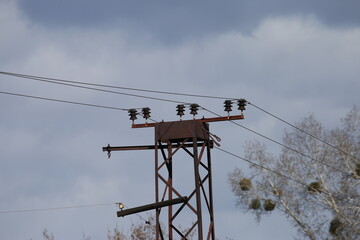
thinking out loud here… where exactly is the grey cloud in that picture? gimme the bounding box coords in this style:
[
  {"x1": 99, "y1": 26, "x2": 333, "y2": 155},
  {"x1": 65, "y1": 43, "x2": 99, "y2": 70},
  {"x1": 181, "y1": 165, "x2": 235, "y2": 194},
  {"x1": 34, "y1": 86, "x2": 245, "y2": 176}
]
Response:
[
  {"x1": 17, "y1": 0, "x2": 360, "y2": 44},
  {"x1": 1, "y1": 1, "x2": 360, "y2": 239}
]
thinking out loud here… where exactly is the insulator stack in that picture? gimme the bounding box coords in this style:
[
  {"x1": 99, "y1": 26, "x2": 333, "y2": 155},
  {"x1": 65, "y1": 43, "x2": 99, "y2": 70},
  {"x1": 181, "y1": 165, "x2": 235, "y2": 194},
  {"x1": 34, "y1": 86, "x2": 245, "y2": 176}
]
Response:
[
  {"x1": 176, "y1": 104, "x2": 185, "y2": 119},
  {"x1": 142, "y1": 107, "x2": 151, "y2": 120},
  {"x1": 189, "y1": 104, "x2": 199, "y2": 117},
  {"x1": 128, "y1": 109, "x2": 138, "y2": 123},
  {"x1": 237, "y1": 99, "x2": 247, "y2": 113},
  {"x1": 224, "y1": 100, "x2": 233, "y2": 114}
]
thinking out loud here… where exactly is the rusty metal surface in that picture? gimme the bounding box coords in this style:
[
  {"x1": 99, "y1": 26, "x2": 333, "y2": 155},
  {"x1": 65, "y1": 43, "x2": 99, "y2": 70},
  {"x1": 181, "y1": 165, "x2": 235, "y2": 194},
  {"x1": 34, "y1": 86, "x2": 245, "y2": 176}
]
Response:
[
  {"x1": 102, "y1": 142, "x2": 214, "y2": 152},
  {"x1": 155, "y1": 120, "x2": 209, "y2": 142},
  {"x1": 155, "y1": 139, "x2": 215, "y2": 240},
  {"x1": 105, "y1": 114, "x2": 233, "y2": 239},
  {"x1": 132, "y1": 114, "x2": 244, "y2": 129},
  {"x1": 117, "y1": 197, "x2": 188, "y2": 217}
]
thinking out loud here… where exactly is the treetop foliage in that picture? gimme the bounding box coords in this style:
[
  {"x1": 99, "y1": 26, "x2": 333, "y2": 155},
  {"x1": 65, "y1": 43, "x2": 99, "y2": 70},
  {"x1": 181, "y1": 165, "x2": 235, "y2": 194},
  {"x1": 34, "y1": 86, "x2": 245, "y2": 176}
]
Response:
[{"x1": 229, "y1": 106, "x2": 360, "y2": 240}]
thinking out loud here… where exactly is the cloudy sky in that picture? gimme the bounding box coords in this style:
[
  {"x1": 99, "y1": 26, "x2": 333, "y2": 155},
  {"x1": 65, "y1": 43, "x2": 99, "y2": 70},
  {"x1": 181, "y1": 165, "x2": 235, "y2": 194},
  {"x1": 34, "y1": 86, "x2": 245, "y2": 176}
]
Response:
[{"x1": 1, "y1": 0, "x2": 360, "y2": 239}]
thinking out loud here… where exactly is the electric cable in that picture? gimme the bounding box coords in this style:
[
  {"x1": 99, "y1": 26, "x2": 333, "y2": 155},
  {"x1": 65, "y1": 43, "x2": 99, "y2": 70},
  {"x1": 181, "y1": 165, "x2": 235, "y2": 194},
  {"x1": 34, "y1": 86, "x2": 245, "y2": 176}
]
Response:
[
  {"x1": 248, "y1": 101, "x2": 360, "y2": 164},
  {"x1": 0, "y1": 71, "x2": 190, "y2": 105},
  {"x1": 0, "y1": 202, "x2": 116, "y2": 214},
  {"x1": 0, "y1": 91, "x2": 158, "y2": 124},
  {"x1": 215, "y1": 146, "x2": 360, "y2": 208},
  {"x1": 201, "y1": 107, "x2": 353, "y2": 177},
  {"x1": 0, "y1": 91, "x2": 131, "y2": 111},
  {"x1": 1, "y1": 87, "x2": 351, "y2": 177},
  {"x1": 122, "y1": 203, "x2": 151, "y2": 225},
  {"x1": 0, "y1": 71, "x2": 232, "y2": 100},
  {"x1": 2, "y1": 71, "x2": 356, "y2": 155},
  {"x1": 1, "y1": 70, "x2": 358, "y2": 165},
  {"x1": 0, "y1": 202, "x2": 154, "y2": 225},
  {"x1": 215, "y1": 147, "x2": 306, "y2": 186}
]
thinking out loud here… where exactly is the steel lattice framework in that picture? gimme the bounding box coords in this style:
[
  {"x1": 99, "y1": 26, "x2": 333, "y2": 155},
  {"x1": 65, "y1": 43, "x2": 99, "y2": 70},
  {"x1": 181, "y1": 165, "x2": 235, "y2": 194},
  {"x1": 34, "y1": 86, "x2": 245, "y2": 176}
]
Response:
[
  {"x1": 103, "y1": 110, "x2": 245, "y2": 240},
  {"x1": 154, "y1": 120, "x2": 215, "y2": 239}
]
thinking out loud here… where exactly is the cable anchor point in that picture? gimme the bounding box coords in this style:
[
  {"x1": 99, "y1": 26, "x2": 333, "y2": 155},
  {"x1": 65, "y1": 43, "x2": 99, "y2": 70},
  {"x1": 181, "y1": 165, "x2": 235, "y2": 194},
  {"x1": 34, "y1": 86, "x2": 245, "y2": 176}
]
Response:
[{"x1": 202, "y1": 128, "x2": 221, "y2": 147}]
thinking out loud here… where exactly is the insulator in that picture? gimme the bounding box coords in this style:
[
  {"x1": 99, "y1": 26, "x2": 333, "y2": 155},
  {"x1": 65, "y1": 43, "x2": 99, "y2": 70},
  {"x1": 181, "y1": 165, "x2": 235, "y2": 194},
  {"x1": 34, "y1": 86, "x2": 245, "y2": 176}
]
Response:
[
  {"x1": 224, "y1": 100, "x2": 233, "y2": 113},
  {"x1": 128, "y1": 109, "x2": 137, "y2": 121},
  {"x1": 189, "y1": 103, "x2": 199, "y2": 116},
  {"x1": 237, "y1": 99, "x2": 247, "y2": 112},
  {"x1": 141, "y1": 107, "x2": 151, "y2": 120},
  {"x1": 118, "y1": 202, "x2": 124, "y2": 210},
  {"x1": 176, "y1": 104, "x2": 185, "y2": 117}
]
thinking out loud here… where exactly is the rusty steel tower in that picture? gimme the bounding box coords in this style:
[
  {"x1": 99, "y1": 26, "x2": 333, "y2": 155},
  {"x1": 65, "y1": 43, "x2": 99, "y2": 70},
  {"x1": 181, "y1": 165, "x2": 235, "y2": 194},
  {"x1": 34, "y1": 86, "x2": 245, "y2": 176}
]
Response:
[{"x1": 103, "y1": 100, "x2": 246, "y2": 240}]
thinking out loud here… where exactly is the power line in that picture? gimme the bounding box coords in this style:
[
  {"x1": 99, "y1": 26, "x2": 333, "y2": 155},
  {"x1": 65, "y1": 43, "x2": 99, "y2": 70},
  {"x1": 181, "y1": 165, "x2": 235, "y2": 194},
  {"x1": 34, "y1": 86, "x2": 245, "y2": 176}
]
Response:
[
  {"x1": 0, "y1": 71, "x2": 233, "y2": 100},
  {"x1": 202, "y1": 107, "x2": 353, "y2": 177},
  {"x1": 231, "y1": 120, "x2": 352, "y2": 176},
  {"x1": 0, "y1": 91, "x2": 130, "y2": 111},
  {"x1": 215, "y1": 146, "x2": 305, "y2": 186},
  {"x1": 122, "y1": 203, "x2": 151, "y2": 224},
  {"x1": 215, "y1": 146, "x2": 360, "y2": 208},
  {"x1": 248, "y1": 101, "x2": 360, "y2": 164},
  {"x1": 0, "y1": 91, "x2": 158, "y2": 123},
  {"x1": 1, "y1": 88, "x2": 352, "y2": 177},
  {"x1": 0, "y1": 202, "x2": 116, "y2": 214},
  {"x1": 0, "y1": 71, "x2": 191, "y2": 105},
  {"x1": 2, "y1": 70, "x2": 358, "y2": 165},
  {"x1": 0, "y1": 202, "x2": 153, "y2": 224}
]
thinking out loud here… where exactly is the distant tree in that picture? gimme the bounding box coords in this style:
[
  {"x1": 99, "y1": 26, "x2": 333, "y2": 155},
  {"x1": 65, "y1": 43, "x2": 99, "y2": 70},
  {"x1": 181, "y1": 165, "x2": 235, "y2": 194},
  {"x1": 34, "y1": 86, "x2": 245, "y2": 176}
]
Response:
[
  {"x1": 42, "y1": 229, "x2": 54, "y2": 240},
  {"x1": 129, "y1": 215, "x2": 156, "y2": 240},
  {"x1": 107, "y1": 226, "x2": 127, "y2": 240},
  {"x1": 81, "y1": 232, "x2": 91, "y2": 240},
  {"x1": 108, "y1": 215, "x2": 197, "y2": 240},
  {"x1": 229, "y1": 107, "x2": 360, "y2": 239}
]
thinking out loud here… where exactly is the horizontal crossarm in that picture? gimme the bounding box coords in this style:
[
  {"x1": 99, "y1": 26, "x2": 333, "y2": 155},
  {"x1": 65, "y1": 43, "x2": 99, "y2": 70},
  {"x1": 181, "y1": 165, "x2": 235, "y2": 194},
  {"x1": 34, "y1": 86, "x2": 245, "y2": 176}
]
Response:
[
  {"x1": 132, "y1": 115, "x2": 244, "y2": 128},
  {"x1": 117, "y1": 197, "x2": 188, "y2": 217}
]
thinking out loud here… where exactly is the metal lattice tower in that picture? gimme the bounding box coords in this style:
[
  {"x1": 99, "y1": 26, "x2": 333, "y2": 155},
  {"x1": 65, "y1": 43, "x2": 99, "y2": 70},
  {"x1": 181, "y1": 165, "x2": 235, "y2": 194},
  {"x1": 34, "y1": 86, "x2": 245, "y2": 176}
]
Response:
[
  {"x1": 103, "y1": 100, "x2": 246, "y2": 240},
  {"x1": 154, "y1": 120, "x2": 215, "y2": 239}
]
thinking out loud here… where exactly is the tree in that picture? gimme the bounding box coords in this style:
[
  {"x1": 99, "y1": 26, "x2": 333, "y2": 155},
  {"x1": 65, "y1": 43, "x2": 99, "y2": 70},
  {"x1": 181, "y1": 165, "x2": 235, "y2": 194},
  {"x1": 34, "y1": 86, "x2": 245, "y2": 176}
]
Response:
[
  {"x1": 107, "y1": 226, "x2": 127, "y2": 240},
  {"x1": 129, "y1": 215, "x2": 156, "y2": 240},
  {"x1": 41, "y1": 216, "x2": 157, "y2": 240},
  {"x1": 40, "y1": 214, "x2": 201, "y2": 240},
  {"x1": 43, "y1": 229, "x2": 55, "y2": 240},
  {"x1": 229, "y1": 107, "x2": 360, "y2": 240}
]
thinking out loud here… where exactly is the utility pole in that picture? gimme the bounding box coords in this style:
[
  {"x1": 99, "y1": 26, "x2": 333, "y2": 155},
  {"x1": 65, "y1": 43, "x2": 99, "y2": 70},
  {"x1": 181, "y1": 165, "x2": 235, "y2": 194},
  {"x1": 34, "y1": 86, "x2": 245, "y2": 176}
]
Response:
[{"x1": 103, "y1": 99, "x2": 246, "y2": 240}]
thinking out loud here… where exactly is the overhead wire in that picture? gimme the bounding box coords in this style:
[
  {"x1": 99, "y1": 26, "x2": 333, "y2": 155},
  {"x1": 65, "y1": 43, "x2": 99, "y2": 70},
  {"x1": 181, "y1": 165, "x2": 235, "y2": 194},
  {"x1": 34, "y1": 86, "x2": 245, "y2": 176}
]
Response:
[
  {"x1": 201, "y1": 106, "x2": 353, "y2": 177},
  {"x1": 248, "y1": 101, "x2": 360, "y2": 164},
  {"x1": 0, "y1": 71, "x2": 232, "y2": 100},
  {"x1": 215, "y1": 146, "x2": 306, "y2": 186},
  {"x1": 0, "y1": 71, "x2": 190, "y2": 105},
  {"x1": 0, "y1": 93, "x2": 352, "y2": 176},
  {"x1": 0, "y1": 202, "x2": 116, "y2": 214},
  {"x1": 0, "y1": 201, "x2": 153, "y2": 224},
  {"x1": 1, "y1": 71, "x2": 359, "y2": 216},
  {"x1": 2, "y1": 70, "x2": 359, "y2": 163},
  {"x1": 0, "y1": 150, "x2": 357, "y2": 214},
  {"x1": 1, "y1": 70, "x2": 357, "y2": 174},
  {"x1": 215, "y1": 146, "x2": 360, "y2": 208},
  {"x1": 0, "y1": 71, "x2": 357, "y2": 152},
  {"x1": 0, "y1": 91, "x2": 130, "y2": 111},
  {"x1": 0, "y1": 91, "x2": 159, "y2": 125},
  {"x1": 122, "y1": 203, "x2": 151, "y2": 225}
]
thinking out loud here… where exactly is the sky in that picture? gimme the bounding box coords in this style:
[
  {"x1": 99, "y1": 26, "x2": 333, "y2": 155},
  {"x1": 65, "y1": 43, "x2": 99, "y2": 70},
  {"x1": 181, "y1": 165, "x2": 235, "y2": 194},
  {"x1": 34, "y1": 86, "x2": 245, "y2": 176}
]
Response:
[{"x1": 0, "y1": 0, "x2": 360, "y2": 239}]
